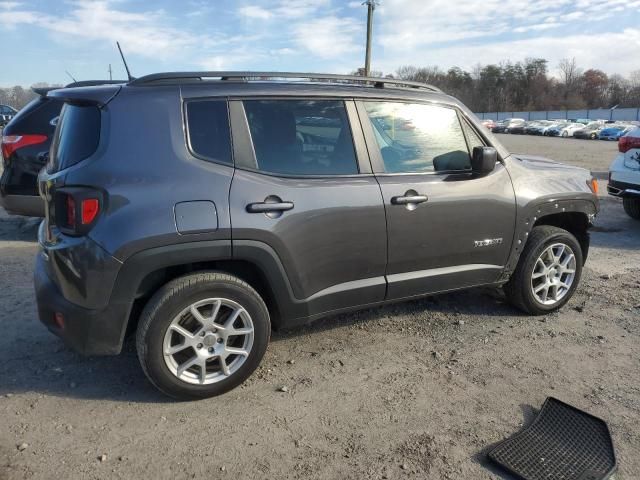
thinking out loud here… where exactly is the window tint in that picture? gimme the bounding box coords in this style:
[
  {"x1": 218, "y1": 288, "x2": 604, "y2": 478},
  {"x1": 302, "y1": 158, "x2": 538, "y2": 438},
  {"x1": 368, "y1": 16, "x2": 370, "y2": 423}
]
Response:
[
  {"x1": 244, "y1": 100, "x2": 358, "y2": 175},
  {"x1": 186, "y1": 100, "x2": 232, "y2": 165},
  {"x1": 363, "y1": 102, "x2": 471, "y2": 173},
  {"x1": 49, "y1": 104, "x2": 100, "y2": 172}
]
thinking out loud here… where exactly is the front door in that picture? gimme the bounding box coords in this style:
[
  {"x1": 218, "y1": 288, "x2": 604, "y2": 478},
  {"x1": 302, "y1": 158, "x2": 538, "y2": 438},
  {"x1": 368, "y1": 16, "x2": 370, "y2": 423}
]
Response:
[
  {"x1": 229, "y1": 98, "x2": 387, "y2": 319},
  {"x1": 357, "y1": 100, "x2": 516, "y2": 299}
]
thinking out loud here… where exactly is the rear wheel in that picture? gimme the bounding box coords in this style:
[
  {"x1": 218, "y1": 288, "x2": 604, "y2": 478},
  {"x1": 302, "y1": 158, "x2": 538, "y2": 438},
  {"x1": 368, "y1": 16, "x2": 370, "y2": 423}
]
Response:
[
  {"x1": 504, "y1": 226, "x2": 583, "y2": 315},
  {"x1": 136, "y1": 272, "x2": 270, "y2": 400},
  {"x1": 623, "y1": 198, "x2": 640, "y2": 220}
]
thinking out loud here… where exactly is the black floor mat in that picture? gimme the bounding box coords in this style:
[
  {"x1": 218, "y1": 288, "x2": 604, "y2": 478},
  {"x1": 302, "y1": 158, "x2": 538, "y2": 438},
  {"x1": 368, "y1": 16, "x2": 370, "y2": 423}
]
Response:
[{"x1": 488, "y1": 397, "x2": 616, "y2": 480}]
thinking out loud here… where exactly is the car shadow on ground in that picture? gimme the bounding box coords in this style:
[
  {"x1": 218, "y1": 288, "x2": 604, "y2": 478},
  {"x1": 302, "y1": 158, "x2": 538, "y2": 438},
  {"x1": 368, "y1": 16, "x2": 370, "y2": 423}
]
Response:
[
  {"x1": 0, "y1": 287, "x2": 519, "y2": 404},
  {"x1": 0, "y1": 215, "x2": 40, "y2": 241},
  {"x1": 0, "y1": 341, "x2": 169, "y2": 403},
  {"x1": 273, "y1": 287, "x2": 520, "y2": 343}
]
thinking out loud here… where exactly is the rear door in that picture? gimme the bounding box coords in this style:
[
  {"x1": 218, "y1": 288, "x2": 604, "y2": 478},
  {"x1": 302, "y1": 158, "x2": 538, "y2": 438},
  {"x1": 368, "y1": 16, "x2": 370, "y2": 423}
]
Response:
[
  {"x1": 229, "y1": 98, "x2": 387, "y2": 319},
  {"x1": 357, "y1": 100, "x2": 516, "y2": 300}
]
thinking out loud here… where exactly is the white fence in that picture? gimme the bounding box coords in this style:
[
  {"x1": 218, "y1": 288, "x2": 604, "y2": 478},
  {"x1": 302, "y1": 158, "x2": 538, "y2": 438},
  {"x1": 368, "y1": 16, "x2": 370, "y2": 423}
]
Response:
[{"x1": 476, "y1": 108, "x2": 640, "y2": 122}]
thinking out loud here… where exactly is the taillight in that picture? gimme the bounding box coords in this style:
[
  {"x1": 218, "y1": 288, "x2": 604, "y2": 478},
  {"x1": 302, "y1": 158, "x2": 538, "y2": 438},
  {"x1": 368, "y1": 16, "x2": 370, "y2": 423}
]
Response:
[
  {"x1": 1, "y1": 134, "x2": 47, "y2": 159},
  {"x1": 81, "y1": 198, "x2": 99, "y2": 224},
  {"x1": 56, "y1": 190, "x2": 102, "y2": 235},
  {"x1": 618, "y1": 135, "x2": 640, "y2": 153},
  {"x1": 587, "y1": 178, "x2": 599, "y2": 195}
]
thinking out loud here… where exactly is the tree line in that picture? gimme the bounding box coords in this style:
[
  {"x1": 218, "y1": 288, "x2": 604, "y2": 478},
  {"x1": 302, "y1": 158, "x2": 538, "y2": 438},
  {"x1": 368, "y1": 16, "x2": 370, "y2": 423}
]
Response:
[
  {"x1": 380, "y1": 58, "x2": 640, "y2": 113},
  {"x1": 0, "y1": 83, "x2": 63, "y2": 110},
  {"x1": 3, "y1": 59, "x2": 640, "y2": 113}
]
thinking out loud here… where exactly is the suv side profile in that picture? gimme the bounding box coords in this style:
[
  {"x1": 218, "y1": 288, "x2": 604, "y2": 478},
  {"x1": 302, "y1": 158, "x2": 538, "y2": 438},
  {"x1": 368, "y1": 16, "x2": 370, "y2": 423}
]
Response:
[{"x1": 35, "y1": 72, "x2": 599, "y2": 399}]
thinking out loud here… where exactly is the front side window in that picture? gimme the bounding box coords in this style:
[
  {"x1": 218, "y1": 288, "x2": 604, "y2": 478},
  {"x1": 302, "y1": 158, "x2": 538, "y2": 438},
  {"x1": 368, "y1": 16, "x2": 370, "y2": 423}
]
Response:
[
  {"x1": 186, "y1": 100, "x2": 233, "y2": 165},
  {"x1": 363, "y1": 102, "x2": 471, "y2": 173},
  {"x1": 244, "y1": 100, "x2": 358, "y2": 176}
]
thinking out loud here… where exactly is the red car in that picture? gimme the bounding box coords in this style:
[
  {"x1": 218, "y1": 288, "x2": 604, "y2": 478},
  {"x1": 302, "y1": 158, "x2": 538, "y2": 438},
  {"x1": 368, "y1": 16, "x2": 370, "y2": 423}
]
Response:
[{"x1": 481, "y1": 119, "x2": 496, "y2": 130}]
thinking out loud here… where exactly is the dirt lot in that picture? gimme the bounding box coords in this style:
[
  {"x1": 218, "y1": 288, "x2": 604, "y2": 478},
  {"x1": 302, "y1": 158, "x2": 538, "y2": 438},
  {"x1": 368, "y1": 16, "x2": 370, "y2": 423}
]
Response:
[
  {"x1": 497, "y1": 133, "x2": 618, "y2": 173},
  {"x1": 1, "y1": 137, "x2": 639, "y2": 480}
]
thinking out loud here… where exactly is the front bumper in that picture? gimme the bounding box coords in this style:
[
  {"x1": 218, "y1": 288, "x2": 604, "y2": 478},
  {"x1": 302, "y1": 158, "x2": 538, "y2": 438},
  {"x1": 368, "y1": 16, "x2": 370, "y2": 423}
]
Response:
[
  {"x1": 34, "y1": 252, "x2": 130, "y2": 355},
  {"x1": 607, "y1": 179, "x2": 640, "y2": 198}
]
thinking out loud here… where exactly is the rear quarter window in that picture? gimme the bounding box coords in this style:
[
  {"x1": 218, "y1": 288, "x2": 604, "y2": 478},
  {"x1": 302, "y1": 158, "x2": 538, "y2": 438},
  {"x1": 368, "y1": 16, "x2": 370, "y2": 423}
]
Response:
[
  {"x1": 185, "y1": 100, "x2": 233, "y2": 165},
  {"x1": 49, "y1": 104, "x2": 101, "y2": 172}
]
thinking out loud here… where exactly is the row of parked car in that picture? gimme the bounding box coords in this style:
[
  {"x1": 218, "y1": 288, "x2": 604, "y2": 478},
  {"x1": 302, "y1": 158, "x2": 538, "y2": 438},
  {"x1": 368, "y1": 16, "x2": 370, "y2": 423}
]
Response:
[{"x1": 483, "y1": 118, "x2": 637, "y2": 141}]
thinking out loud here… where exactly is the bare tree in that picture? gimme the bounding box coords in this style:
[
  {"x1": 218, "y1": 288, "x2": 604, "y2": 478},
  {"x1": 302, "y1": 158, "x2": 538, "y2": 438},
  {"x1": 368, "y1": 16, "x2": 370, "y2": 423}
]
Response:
[{"x1": 558, "y1": 57, "x2": 581, "y2": 89}]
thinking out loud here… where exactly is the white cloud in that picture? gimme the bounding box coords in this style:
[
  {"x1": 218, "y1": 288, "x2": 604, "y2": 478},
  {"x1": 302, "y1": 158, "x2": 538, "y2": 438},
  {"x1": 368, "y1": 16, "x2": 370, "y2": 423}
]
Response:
[
  {"x1": 293, "y1": 16, "x2": 362, "y2": 59},
  {"x1": 376, "y1": 28, "x2": 640, "y2": 76},
  {"x1": 0, "y1": 0, "x2": 223, "y2": 59},
  {"x1": 376, "y1": 0, "x2": 640, "y2": 50},
  {"x1": 0, "y1": 1, "x2": 22, "y2": 9},
  {"x1": 238, "y1": 5, "x2": 273, "y2": 20}
]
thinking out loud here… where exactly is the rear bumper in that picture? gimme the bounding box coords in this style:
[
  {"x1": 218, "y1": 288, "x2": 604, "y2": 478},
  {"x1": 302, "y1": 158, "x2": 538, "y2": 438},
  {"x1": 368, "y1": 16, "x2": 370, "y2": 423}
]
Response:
[
  {"x1": 0, "y1": 193, "x2": 44, "y2": 217},
  {"x1": 34, "y1": 251, "x2": 130, "y2": 355}
]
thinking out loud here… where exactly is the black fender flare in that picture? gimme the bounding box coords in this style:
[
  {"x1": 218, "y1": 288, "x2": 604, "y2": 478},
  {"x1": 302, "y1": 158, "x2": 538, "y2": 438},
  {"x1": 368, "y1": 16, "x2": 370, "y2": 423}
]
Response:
[{"x1": 502, "y1": 197, "x2": 598, "y2": 279}]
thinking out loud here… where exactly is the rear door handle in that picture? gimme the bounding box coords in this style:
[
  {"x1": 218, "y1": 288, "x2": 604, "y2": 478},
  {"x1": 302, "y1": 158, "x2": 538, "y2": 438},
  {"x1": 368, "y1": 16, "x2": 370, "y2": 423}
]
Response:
[
  {"x1": 391, "y1": 195, "x2": 428, "y2": 205},
  {"x1": 246, "y1": 201, "x2": 294, "y2": 213}
]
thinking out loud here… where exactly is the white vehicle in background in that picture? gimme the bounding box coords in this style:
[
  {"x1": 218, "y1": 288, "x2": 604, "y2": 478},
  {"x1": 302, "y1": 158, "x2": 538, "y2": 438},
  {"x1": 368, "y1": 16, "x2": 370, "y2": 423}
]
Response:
[
  {"x1": 608, "y1": 126, "x2": 640, "y2": 219},
  {"x1": 559, "y1": 123, "x2": 586, "y2": 137}
]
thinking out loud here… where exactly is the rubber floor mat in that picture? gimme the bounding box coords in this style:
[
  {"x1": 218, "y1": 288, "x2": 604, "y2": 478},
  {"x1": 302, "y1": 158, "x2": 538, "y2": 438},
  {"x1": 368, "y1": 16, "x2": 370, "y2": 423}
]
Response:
[{"x1": 488, "y1": 397, "x2": 616, "y2": 480}]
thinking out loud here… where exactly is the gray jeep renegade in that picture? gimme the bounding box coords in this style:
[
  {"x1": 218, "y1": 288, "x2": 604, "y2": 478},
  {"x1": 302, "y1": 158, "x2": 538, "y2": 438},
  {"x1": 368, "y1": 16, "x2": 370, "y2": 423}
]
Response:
[{"x1": 34, "y1": 72, "x2": 599, "y2": 399}]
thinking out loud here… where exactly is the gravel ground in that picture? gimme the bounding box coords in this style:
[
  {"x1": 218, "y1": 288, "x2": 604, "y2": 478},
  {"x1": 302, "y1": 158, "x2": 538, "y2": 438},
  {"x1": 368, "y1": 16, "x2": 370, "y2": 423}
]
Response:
[
  {"x1": 496, "y1": 133, "x2": 618, "y2": 172},
  {"x1": 1, "y1": 138, "x2": 639, "y2": 480}
]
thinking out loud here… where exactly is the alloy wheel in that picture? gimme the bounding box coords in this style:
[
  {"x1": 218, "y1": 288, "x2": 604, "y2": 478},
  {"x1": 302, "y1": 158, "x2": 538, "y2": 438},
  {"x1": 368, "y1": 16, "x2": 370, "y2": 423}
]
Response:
[
  {"x1": 530, "y1": 243, "x2": 577, "y2": 306},
  {"x1": 162, "y1": 298, "x2": 254, "y2": 385}
]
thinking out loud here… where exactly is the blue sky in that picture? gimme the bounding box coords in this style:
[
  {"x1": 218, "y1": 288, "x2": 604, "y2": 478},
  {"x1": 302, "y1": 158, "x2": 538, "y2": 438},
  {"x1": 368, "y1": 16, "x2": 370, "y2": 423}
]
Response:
[{"x1": 1, "y1": 0, "x2": 639, "y2": 87}]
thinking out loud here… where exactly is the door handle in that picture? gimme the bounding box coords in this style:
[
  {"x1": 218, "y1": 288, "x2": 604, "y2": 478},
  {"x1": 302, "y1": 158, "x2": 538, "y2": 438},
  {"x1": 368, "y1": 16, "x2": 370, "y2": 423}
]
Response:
[
  {"x1": 246, "y1": 201, "x2": 294, "y2": 213},
  {"x1": 391, "y1": 194, "x2": 428, "y2": 205}
]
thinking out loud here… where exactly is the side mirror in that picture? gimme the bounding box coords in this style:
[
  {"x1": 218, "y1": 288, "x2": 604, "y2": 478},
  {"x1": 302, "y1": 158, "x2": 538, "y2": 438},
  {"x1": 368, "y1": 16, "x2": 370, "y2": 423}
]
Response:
[{"x1": 472, "y1": 146, "x2": 497, "y2": 175}]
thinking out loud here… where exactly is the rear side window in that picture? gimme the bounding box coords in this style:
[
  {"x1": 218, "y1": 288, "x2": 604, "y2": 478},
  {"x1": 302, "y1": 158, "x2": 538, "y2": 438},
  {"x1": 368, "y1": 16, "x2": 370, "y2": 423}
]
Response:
[
  {"x1": 49, "y1": 104, "x2": 101, "y2": 171},
  {"x1": 186, "y1": 100, "x2": 232, "y2": 165},
  {"x1": 243, "y1": 100, "x2": 358, "y2": 176}
]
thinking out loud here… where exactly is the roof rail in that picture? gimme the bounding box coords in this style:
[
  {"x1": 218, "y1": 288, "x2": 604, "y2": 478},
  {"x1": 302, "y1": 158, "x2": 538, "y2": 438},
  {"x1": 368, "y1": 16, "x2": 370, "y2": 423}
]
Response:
[{"x1": 128, "y1": 71, "x2": 442, "y2": 93}]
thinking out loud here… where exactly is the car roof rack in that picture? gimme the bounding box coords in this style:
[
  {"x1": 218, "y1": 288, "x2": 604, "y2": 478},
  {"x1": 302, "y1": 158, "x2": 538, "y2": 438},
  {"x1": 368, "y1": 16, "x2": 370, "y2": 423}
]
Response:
[{"x1": 128, "y1": 71, "x2": 442, "y2": 93}]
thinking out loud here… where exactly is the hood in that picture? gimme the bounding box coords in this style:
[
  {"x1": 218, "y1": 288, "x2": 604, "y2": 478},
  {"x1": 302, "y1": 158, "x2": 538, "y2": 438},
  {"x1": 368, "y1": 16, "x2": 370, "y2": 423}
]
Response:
[
  {"x1": 511, "y1": 153, "x2": 589, "y2": 173},
  {"x1": 506, "y1": 153, "x2": 597, "y2": 203}
]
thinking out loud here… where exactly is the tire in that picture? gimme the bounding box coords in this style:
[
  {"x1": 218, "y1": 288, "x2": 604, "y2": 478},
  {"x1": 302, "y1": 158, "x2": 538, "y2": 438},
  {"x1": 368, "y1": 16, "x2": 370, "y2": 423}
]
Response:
[
  {"x1": 623, "y1": 198, "x2": 640, "y2": 220},
  {"x1": 562, "y1": 131, "x2": 568, "y2": 137},
  {"x1": 504, "y1": 226, "x2": 583, "y2": 315},
  {"x1": 136, "y1": 272, "x2": 270, "y2": 400},
  {"x1": 590, "y1": 133, "x2": 597, "y2": 140}
]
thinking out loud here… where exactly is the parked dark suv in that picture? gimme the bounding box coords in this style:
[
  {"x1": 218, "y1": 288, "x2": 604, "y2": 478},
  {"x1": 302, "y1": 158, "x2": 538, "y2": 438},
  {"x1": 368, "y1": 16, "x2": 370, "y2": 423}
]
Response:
[
  {"x1": 1, "y1": 81, "x2": 123, "y2": 216},
  {"x1": 35, "y1": 72, "x2": 599, "y2": 399}
]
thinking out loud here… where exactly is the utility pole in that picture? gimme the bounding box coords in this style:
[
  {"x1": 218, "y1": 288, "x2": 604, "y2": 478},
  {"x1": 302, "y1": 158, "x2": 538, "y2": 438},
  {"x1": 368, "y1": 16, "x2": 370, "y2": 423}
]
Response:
[
  {"x1": 363, "y1": 0, "x2": 379, "y2": 76},
  {"x1": 108, "y1": 64, "x2": 112, "y2": 81}
]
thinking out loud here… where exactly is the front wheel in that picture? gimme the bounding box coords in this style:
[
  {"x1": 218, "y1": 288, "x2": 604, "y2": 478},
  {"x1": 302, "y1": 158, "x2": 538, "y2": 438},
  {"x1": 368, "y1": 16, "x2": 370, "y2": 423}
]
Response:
[
  {"x1": 623, "y1": 198, "x2": 640, "y2": 220},
  {"x1": 136, "y1": 272, "x2": 270, "y2": 400},
  {"x1": 504, "y1": 226, "x2": 583, "y2": 315}
]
